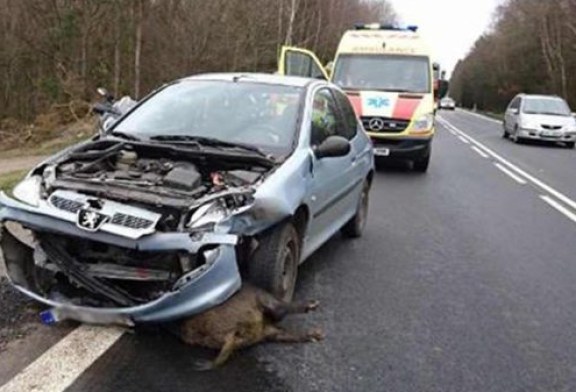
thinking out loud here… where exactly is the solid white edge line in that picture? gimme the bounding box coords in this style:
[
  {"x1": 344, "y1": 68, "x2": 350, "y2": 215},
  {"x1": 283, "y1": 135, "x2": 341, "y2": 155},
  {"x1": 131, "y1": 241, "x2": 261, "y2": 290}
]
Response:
[
  {"x1": 471, "y1": 146, "x2": 490, "y2": 159},
  {"x1": 457, "y1": 108, "x2": 502, "y2": 125},
  {"x1": 540, "y1": 195, "x2": 576, "y2": 224},
  {"x1": 494, "y1": 163, "x2": 527, "y2": 185},
  {"x1": 437, "y1": 117, "x2": 576, "y2": 212},
  {"x1": 0, "y1": 325, "x2": 125, "y2": 392}
]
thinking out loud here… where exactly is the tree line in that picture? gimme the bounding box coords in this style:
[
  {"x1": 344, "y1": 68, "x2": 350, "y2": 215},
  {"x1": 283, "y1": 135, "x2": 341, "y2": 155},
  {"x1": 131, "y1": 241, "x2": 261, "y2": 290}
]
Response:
[
  {"x1": 0, "y1": 0, "x2": 396, "y2": 124},
  {"x1": 450, "y1": 0, "x2": 576, "y2": 112}
]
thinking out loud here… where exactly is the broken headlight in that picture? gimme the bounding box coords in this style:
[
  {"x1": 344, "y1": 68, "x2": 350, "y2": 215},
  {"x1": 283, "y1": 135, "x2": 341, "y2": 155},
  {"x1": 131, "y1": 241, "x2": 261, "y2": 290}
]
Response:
[
  {"x1": 12, "y1": 175, "x2": 42, "y2": 207},
  {"x1": 187, "y1": 193, "x2": 254, "y2": 230}
]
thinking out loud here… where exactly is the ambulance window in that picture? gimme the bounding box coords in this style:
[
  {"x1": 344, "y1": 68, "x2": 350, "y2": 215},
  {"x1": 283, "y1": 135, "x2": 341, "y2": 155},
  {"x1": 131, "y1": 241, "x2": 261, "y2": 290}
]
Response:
[
  {"x1": 332, "y1": 89, "x2": 358, "y2": 140},
  {"x1": 310, "y1": 89, "x2": 340, "y2": 146}
]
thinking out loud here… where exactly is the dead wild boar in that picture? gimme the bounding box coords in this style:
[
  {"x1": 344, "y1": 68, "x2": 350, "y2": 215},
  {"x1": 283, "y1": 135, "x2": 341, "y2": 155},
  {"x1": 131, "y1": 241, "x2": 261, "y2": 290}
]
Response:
[{"x1": 179, "y1": 284, "x2": 323, "y2": 370}]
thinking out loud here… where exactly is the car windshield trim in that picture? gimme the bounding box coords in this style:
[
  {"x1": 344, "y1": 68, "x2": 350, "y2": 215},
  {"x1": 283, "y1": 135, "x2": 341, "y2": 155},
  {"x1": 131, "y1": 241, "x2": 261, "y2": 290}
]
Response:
[
  {"x1": 522, "y1": 98, "x2": 571, "y2": 117},
  {"x1": 523, "y1": 110, "x2": 569, "y2": 117},
  {"x1": 110, "y1": 80, "x2": 305, "y2": 159},
  {"x1": 149, "y1": 134, "x2": 274, "y2": 161}
]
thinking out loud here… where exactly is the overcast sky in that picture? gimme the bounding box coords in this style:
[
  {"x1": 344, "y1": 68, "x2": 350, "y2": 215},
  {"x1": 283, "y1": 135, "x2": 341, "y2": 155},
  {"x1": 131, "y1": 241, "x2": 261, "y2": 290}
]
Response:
[{"x1": 388, "y1": 0, "x2": 502, "y2": 77}]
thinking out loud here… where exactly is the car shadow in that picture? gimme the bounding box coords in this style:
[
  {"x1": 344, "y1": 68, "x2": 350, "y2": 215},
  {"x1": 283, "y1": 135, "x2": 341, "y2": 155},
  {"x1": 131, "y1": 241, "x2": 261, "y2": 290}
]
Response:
[{"x1": 515, "y1": 139, "x2": 573, "y2": 150}]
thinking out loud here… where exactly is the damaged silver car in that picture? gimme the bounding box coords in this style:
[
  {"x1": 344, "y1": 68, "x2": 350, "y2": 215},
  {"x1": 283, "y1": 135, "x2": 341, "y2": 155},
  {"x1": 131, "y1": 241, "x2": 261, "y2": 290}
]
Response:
[{"x1": 0, "y1": 73, "x2": 374, "y2": 326}]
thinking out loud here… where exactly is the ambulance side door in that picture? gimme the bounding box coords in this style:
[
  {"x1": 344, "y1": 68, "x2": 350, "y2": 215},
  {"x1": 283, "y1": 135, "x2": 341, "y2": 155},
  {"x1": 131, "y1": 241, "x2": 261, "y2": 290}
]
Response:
[{"x1": 278, "y1": 46, "x2": 329, "y2": 80}]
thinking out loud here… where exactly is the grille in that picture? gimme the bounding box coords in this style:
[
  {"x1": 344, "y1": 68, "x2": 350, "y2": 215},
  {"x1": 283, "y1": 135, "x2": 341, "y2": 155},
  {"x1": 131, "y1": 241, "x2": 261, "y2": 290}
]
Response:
[
  {"x1": 50, "y1": 194, "x2": 155, "y2": 230},
  {"x1": 542, "y1": 125, "x2": 562, "y2": 130},
  {"x1": 50, "y1": 195, "x2": 83, "y2": 213},
  {"x1": 361, "y1": 117, "x2": 409, "y2": 133},
  {"x1": 111, "y1": 213, "x2": 154, "y2": 230}
]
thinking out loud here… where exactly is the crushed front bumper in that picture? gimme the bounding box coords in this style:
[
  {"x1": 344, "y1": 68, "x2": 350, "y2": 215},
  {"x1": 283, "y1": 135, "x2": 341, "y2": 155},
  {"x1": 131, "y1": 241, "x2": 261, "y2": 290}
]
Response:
[{"x1": 0, "y1": 193, "x2": 242, "y2": 325}]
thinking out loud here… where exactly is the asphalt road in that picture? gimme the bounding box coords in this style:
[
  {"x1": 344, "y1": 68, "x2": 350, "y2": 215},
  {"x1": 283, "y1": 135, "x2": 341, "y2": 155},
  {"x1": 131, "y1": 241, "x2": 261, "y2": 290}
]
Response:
[{"x1": 3, "y1": 110, "x2": 576, "y2": 392}]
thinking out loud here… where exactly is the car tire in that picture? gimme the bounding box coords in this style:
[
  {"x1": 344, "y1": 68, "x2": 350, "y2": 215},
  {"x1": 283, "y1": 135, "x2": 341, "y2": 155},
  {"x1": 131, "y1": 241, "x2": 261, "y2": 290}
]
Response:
[
  {"x1": 566, "y1": 142, "x2": 575, "y2": 149},
  {"x1": 249, "y1": 221, "x2": 300, "y2": 302},
  {"x1": 413, "y1": 153, "x2": 430, "y2": 173},
  {"x1": 341, "y1": 180, "x2": 370, "y2": 238},
  {"x1": 502, "y1": 124, "x2": 509, "y2": 138}
]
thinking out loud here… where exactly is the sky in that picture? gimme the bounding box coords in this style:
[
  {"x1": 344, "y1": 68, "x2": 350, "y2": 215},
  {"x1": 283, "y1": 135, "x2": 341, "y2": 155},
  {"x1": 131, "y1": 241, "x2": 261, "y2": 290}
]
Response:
[{"x1": 388, "y1": 0, "x2": 503, "y2": 77}]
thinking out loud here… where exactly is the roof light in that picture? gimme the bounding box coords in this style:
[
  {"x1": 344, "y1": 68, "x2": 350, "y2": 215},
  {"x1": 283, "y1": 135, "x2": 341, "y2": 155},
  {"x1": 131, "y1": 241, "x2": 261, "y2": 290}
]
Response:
[{"x1": 354, "y1": 23, "x2": 419, "y2": 32}]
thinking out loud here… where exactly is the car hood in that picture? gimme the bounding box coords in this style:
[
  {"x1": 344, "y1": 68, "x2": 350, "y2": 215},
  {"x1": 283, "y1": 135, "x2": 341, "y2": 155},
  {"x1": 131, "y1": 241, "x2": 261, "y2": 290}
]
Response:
[{"x1": 522, "y1": 113, "x2": 576, "y2": 127}]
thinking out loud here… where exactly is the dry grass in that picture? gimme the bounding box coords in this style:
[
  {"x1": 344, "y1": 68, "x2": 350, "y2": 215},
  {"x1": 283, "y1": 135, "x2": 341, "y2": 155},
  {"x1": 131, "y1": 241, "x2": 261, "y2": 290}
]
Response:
[
  {"x1": 0, "y1": 117, "x2": 95, "y2": 160},
  {"x1": 0, "y1": 101, "x2": 96, "y2": 159}
]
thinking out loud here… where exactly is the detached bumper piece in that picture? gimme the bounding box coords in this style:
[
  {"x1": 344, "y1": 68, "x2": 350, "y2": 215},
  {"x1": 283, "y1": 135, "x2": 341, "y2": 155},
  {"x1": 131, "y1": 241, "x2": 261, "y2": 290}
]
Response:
[{"x1": 0, "y1": 196, "x2": 242, "y2": 325}]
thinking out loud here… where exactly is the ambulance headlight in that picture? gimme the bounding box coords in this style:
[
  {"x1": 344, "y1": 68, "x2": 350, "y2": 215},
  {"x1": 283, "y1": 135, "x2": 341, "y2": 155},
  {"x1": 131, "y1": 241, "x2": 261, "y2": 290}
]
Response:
[{"x1": 409, "y1": 113, "x2": 434, "y2": 134}]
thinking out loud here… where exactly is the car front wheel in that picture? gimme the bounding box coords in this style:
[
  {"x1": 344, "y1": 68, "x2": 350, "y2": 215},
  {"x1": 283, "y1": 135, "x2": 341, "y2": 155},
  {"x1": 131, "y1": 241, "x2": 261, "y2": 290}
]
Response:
[
  {"x1": 502, "y1": 123, "x2": 509, "y2": 138},
  {"x1": 249, "y1": 222, "x2": 300, "y2": 301}
]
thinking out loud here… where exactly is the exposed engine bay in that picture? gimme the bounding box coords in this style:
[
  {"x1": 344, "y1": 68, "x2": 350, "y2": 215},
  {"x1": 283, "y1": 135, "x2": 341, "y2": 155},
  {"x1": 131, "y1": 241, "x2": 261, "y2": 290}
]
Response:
[
  {"x1": 2, "y1": 140, "x2": 275, "y2": 308},
  {"x1": 46, "y1": 140, "x2": 270, "y2": 210}
]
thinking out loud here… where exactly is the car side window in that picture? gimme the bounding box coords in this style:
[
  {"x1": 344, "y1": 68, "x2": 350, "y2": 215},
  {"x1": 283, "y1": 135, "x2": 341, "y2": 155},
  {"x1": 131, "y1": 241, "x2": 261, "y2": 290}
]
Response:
[
  {"x1": 310, "y1": 89, "x2": 340, "y2": 146},
  {"x1": 509, "y1": 97, "x2": 520, "y2": 110},
  {"x1": 332, "y1": 89, "x2": 358, "y2": 140}
]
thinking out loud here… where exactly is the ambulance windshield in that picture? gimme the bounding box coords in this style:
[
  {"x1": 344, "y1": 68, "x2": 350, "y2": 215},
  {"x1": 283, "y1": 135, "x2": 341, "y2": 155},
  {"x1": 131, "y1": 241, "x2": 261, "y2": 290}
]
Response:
[{"x1": 333, "y1": 54, "x2": 430, "y2": 94}]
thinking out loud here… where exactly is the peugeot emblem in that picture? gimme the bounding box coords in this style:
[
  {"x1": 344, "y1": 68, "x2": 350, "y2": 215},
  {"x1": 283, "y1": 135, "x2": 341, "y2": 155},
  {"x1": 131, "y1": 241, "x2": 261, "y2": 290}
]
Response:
[
  {"x1": 77, "y1": 209, "x2": 109, "y2": 232},
  {"x1": 368, "y1": 117, "x2": 385, "y2": 131}
]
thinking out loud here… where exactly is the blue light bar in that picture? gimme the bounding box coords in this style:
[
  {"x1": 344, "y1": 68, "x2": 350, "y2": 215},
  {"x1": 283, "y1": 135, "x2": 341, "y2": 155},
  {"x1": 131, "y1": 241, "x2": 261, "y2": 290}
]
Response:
[{"x1": 354, "y1": 23, "x2": 419, "y2": 32}]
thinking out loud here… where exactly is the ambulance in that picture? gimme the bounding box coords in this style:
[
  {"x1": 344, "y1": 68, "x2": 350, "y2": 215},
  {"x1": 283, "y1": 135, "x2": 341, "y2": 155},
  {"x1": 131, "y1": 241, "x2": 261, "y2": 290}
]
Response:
[{"x1": 278, "y1": 24, "x2": 438, "y2": 172}]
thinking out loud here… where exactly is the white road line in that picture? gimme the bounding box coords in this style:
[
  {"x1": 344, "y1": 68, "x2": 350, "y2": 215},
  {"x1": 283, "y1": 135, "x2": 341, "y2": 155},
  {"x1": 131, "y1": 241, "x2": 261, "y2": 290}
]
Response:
[
  {"x1": 0, "y1": 325, "x2": 124, "y2": 392},
  {"x1": 471, "y1": 146, "x2": 489, "y2": 159},
  {"x1": 494, "y1": 163, "x2": 527, "y2": 185},
  {"x1": 458, "y1": 135, "x2": 470, "y2": 144},
  {"x1": 437, "y1": 116, "x2": 576, "y2": 212},
  {"x1": 540, "y1": 195, "x2": 576, "y2": 224},
  {"x1": 456, "y1": 108, "x2": 502, "y2": 125}
]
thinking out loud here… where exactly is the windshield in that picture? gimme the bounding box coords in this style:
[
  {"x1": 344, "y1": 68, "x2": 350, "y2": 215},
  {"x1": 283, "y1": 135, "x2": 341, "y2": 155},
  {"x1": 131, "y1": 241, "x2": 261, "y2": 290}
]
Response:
[
  {"x1": 113, "y1": 80, "x2": 303, "y2": 157},
  {"x1": 332, "y1": 54, "x2": 431, "y2": 93},
  {"x1": 522, "y1": 98, "x2": 571, "y2": 116}
]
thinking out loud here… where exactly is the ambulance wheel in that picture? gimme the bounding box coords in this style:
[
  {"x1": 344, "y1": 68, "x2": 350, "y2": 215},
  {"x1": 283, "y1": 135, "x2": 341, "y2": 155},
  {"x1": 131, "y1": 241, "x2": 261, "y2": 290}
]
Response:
[{"x1": 413, "y1": 154, "x2": 430, "y2": 173}]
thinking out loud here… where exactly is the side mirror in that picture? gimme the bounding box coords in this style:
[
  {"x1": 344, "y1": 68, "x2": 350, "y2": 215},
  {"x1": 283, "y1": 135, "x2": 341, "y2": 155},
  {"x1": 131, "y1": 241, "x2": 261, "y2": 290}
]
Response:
[
  {"x1": 510, "y1": 108, "x2": 519, "y2": 115},
  {"x1": 314, "y1": 135, "x2": 351, "y2": 159},
  {"x1": 92, "y1": 102, "x2": 121, "y2": 118}
]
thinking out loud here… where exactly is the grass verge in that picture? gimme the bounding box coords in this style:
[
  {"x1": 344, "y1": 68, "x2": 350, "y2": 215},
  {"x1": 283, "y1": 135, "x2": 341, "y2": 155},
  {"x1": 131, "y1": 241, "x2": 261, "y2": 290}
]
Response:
[{"x1": 0, "y1": 170, "x2": 28, "y2": 193}]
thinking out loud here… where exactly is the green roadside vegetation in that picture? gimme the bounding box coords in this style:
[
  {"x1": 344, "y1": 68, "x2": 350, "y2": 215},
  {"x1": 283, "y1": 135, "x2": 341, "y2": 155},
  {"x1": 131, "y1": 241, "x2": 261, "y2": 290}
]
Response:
[
  {"x1": 0, "y1": 170, "x2": 28, "y2": 193},
  {"x1": 480, "y1": 111, "x2": 504, "y2": 122},
  {"x1": 0, "y1": 116, "x2": 95, "y2": 160}
]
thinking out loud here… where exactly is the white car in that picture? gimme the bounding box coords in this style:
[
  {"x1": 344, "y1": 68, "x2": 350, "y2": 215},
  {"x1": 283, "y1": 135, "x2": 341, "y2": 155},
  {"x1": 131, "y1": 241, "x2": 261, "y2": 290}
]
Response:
[
  {"x1": 503, "y1": 94, "x2": 576, "y2": 149},
  {"x1": 438, "y1": 97, "x2": 456, "y2": 110}
]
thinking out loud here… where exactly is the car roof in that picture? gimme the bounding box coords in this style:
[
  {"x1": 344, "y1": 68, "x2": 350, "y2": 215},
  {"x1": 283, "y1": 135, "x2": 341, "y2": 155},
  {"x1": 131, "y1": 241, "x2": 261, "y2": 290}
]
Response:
[
  {"x1": 517, "y1": 94, "x2": 564, "y2": 101},
  {"x1": 181, "y1": 72, "x2": 321, "y2": 88}
]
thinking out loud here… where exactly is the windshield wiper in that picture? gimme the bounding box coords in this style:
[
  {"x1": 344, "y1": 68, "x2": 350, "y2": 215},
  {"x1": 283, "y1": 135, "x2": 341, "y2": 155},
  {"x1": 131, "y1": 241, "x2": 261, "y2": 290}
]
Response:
[
  {"x1": 109, "y1": 131, "x2": 141, "y2": 141},
  {"x1": 538, "y1": 112, "x2": 567, "y2": 116},
  {"x1": 150, "y1": 135, "x2": 272, "y2": 160}
]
